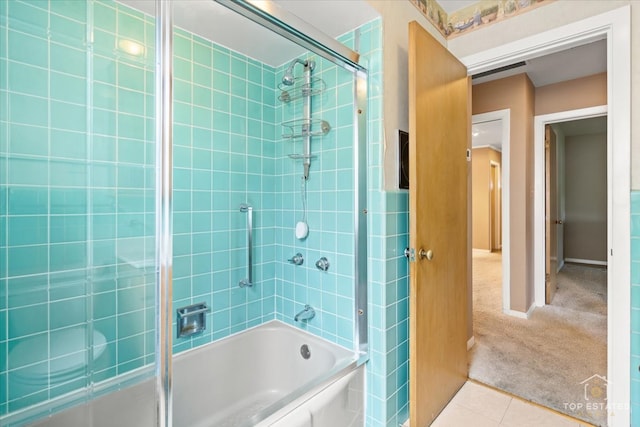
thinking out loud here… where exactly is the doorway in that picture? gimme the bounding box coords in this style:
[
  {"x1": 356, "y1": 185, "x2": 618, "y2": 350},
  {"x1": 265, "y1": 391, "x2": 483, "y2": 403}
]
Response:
[
  {"x1": 469, "y1": 115, "x2": 608, "y2": 426},
  {"x1": 459, "y1": 9, "x2": 629, "y2": 426}
]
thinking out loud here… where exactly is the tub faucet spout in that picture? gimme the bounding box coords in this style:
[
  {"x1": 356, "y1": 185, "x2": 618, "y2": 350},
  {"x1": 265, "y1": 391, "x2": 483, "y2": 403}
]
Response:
[{"x1": 295, "y1": 305, "x2": 315, "y2": 322}]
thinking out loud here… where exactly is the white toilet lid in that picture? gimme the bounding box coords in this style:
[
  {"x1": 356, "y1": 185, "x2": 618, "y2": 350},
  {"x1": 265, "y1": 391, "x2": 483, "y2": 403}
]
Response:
[{"x1": 10, "y1": 328, "x2": 107, "y2": 381}]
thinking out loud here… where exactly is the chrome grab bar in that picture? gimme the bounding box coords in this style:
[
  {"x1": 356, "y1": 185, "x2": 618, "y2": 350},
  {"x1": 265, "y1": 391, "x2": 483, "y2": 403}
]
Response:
[{"x1": 239, "y1": 203, "x2": 253, "y2": 288}]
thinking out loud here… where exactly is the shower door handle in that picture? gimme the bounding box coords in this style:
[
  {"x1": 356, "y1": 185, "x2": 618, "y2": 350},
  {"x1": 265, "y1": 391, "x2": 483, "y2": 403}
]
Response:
[{"x1": 239, "y1": 204, "x2": 253, "y2": 288}]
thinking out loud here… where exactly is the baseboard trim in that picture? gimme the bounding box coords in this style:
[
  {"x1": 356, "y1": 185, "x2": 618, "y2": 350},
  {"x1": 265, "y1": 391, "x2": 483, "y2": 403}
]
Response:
[
  {"x1": 467, "y1": 336, "x2": 475, "y2": 350},
  {"x1": 504, "y1": 303, "x2": 536, "y2": 319},
  {"x1": 564, "y1": 257, "x2": 607, "y2": 266}
]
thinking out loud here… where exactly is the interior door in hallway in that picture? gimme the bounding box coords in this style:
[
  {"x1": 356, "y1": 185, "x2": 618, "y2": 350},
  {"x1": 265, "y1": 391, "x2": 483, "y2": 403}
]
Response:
[
  {"x1": 408, "y1": 21, "x2": 469, "y2": 427},
  {"x1": 545, "y1": 124, "x2": 558, "y2": 304}
]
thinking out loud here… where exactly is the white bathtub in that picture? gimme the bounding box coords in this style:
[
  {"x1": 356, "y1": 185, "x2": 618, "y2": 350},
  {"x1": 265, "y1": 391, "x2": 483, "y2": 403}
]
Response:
[
  {"x1": 23, "y1": 320, "x2": 364, "y2": 427},
  {"x1": 173, "y1": 320, "x2": 361, "y2": 426}
]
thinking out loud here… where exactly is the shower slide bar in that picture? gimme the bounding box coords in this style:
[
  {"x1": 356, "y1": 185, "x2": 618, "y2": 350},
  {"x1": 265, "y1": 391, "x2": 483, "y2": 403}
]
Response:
[{"x1": 239, "y1": 203, "x2": 253, "y2": 288}]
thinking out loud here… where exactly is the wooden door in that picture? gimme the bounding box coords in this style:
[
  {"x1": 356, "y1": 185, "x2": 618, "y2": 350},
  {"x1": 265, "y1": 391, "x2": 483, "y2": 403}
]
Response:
[
  {"x1": 545, "y1": 125, "x2": 558, "y2": 304},
  {"x1": 408, "y1": 21, "x2": 469, "y2": 426},
  {"x1": 490, "y1": 163, "x2": 501, "y2": 251}
]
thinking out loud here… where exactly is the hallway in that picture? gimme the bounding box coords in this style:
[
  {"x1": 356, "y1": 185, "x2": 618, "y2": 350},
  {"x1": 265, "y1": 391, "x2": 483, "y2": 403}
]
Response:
[{"x1": 469, "y1": 250, "x2": 607, "y2": 426}]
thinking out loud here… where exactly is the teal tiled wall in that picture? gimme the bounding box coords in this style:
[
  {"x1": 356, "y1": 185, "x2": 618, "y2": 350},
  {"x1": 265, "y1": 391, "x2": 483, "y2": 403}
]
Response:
[
  {"x1": 1, "y1": 0, "x2": 372, "y2": 420},
  {"x1": 631, "y1": 191, "x2": 640, "y2": 425},
  {"x1": 273, "y1": 53, "x2": 357, "y2": 348},
  {"x1": 1, "y1": 0, "x2": 156, "y2": 415},
  {"x1": 169, "y1": 27, "x2": 277, "y2": 353}
]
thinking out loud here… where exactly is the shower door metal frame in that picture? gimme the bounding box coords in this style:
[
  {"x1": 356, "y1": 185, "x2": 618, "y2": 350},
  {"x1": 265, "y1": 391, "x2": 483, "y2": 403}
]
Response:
[
  {"x1": 155, "y1": 1, "x2": 174, "y2": 426},
  {"x1": 216, "y1": 0, "x2": 369, "y2": 359}
]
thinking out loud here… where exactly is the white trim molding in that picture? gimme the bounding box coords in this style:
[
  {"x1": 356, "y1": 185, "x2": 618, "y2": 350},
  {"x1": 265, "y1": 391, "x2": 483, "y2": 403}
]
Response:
[
  {"x1": 564, "y1": 258, "x2": 608, "y2": 267},
  {"x1": 472, "y1": 110, "x2": 511, "y2": 315},
  {"x1": 533, "y1": 105, "x2": 608, "y2": 306},
  {"x1": 462, "y1": 6, "x2": 631, "y2": 426}
]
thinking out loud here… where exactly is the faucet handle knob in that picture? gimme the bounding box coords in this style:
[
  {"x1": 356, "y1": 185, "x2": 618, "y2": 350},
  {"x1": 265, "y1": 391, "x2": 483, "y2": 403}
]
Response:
[
  {"x1": 288, "y1": 253, "x2": 304, "y2": 265},
  {"x1": 315, "y1": 257, "x2": 329, "y2": 271}
]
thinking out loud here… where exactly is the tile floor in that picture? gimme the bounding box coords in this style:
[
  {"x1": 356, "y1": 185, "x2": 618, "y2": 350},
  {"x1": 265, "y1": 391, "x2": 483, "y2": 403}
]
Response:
[{"x1": 403, "y1": 381, "x2": 594, "y2": 427}]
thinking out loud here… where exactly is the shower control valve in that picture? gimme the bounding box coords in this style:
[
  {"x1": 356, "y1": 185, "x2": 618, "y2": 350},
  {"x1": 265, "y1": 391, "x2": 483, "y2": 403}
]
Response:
[
  {"x1": 315, "y1": 257, "x2": 330, "y2": 271},
  {"x1": 288, "y1": 253, "x2": 304, "y2": 265}
]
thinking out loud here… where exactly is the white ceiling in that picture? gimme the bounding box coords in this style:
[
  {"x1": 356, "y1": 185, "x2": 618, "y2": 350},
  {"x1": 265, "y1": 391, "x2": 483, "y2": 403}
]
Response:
[
  {"x1": 118, "y1": 0, "x2": 379, "y2": 68},
  {"x1": 472, "y1": 39, "x2": 607, "y2": 87},
  {"x1": 472, "y1": 120, "x2": 503, "y2": 150}
]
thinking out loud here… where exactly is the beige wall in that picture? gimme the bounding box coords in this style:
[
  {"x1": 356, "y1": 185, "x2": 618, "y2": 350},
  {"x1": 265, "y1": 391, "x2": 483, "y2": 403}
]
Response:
[
  {"x1": 447, "y1": 0, "x2": 639, "y2": 189},
  {"x1": 472, "y1": 147, "x2": 502, "y2": 250},
  {"x1": 473, "y1": 73, "x2": 535, "y2": 313},
  {"x1": 365, "y1": 1, "x2": 447, "y2": 190},
  {"x1": 564, "y1": 133, "x2": 608, "y2": 263},
  {"x1": 535, "y1": 73, "x2": 607, "y2": 116}
]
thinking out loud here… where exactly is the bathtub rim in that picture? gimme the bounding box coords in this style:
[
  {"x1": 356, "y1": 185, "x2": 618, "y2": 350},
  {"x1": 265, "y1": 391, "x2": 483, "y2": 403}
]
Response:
[{"x1": 173, "y1": 319, "x2": 368, "y2": 427}]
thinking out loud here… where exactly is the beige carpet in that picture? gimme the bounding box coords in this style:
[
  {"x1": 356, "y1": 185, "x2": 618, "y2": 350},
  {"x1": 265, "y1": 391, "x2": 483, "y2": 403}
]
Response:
[{"x1": 469, "y1": 250, "x2": 607, "y2": 426}]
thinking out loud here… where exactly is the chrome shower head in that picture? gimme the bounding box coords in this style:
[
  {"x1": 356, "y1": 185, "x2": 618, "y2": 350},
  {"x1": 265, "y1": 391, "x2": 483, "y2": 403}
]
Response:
[{"x1": 281, "y1": 58, "x2": 308, "y2": 86}]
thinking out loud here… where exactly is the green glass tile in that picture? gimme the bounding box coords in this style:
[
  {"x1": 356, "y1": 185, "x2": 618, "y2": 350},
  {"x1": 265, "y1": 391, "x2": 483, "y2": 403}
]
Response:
[
  {"x1": 8, "y1": 216, "x2": 47, "y2": 246},
  {"x1": 8, "y1": 158, "x2": 48, "y2": 186},
  {"x1": 230, "y1": 76, "x2": 246, "y2": 97},
  {"x1": 193, "y1": 106, "x2": 212, "y2": 129},
  {"x1": 7, "y1": 1, "x2": 48, "y2": 38},
  {"x1": 50, "y1": 297, "x2": 86, "y2": 330},
  {"x1": 247, "y1": 63, "x2": 261, "y2": 85},
  {"x1": 93, "y1": 27, "x2": 116, "y2": 55},
  {"x1": 117, "y1": 113, "x2": 145, "y2": 140},
  {"x1": 230, "y1": 57, "x2": 246, "y2": 79},
  {"x1": 117, "y1": 11, "x2": 144, "y2": 44},
  {"x1": 50, "y1": 0, "x2": 87, "y2": 22},
  {"x1": 193, "y1": 86, "x2": 212, "y2": 109},
  {"x1": 117, "y1": 334, "x2": 144, "y2": 363},
  {"x1": 8, "y1": 61, "x2": 47, "y2": 97},
  {"x1": 51, "y1": 71, "x2": 86, "y2": 104},
  {"x1": 193, "y1": 64, "x2": 212, "y2": 89},
  {"x1": 117, "y1": 87, "x2": 145, "y2": 115},
  {"x1": 94, "y1": 55, "x2": 117, "y2": 85},
  {"x1": 212, "y1": 90, "x2": 229, "y2": 112},
  {"x1": 50, "y1": 43, "x2": 86, "y2": 77},
  {"x1": 8, "y1": 303, "x2": 48, "y2": 338},
  {"x1": 174, "y1": 57, "x2": 191, "y2": 82},
  {"x1": 117, "y1": 62, "x2": 144, "y2": 91},
  {"x1": 9, "y1": 93, "x2": 47, "y2": 127},
  {"x1": 50, "y1": 13, "x2": 86, "y2": 48},
  {"x1": 118, "y1": 310, "x2": 145, "y2": 338},
  {"x1": 212, "y1": 70, "x2": 230, "y2": 92},
  {"x1": 50, "y1": 242, "x2": 87, "y2": 271},
  {"x1": 50, "y1": 129, "x2": 87, "y2": 160},
  {"x1": 173, "y1": 79, "x2": 191, "y2": 103},
  {"x1": 193, "y1": 41, "x2": 211, "y2": 67},
  {"x1": 230, "y1": 95, "x2": 246, "y2": 116},
  {"x1": 173, "y1": 101, "x2": 190, "y2": 125},
  {"x1": 212, "y1": 48, "x2": 230, "y2": 73},
  {"x1": 117, "y1": 164, "x2": 145, "y2": 188},
  {"x1": 50, "y1": 101, "x2": 87, "y2": 132},
  {"x1": 50, "y1": 160, "x2": 86, "y2": 187},
  {"x1": 93, "y1": 2, "x2": 116, "y2": 32},
  {"x1": 173, "y1": 33, "x2": 191, "y2": 60},
  {"x1": 93, "y1": 108, "x2": 117, "y2": 136},
  {"x1": 50, "y1": 215, "x2": 87, "y2": 243},
  {"x1": 9, "y1": 123, "x2": 48, "y2": 156}
]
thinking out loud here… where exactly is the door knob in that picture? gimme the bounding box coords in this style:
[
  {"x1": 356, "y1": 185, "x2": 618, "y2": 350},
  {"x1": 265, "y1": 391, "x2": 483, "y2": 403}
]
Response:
[{"x1": 419, "y1": 249, "x2": 433, "y2": 261}]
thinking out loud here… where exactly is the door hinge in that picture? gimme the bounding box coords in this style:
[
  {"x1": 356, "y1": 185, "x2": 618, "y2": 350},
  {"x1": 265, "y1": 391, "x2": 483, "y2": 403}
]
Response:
[
  {"x1": 466, "y1": 149, "x2": 471, "y2": 162},
  {"x1": 404, "y1": 247, "x2": 416, "y2": 262}
]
